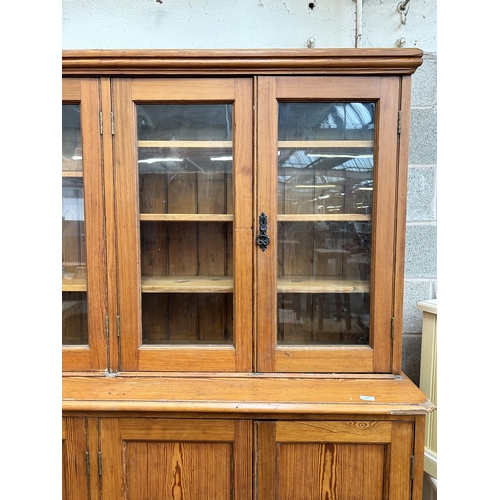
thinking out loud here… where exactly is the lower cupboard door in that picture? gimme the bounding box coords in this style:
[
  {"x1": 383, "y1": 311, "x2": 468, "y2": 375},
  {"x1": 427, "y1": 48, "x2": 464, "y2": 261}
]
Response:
[
  {"x1": 100, "y1": 418, "x2": 252, "y2": 500},
  {"x1": 256, "y1": 420, "x2": 415, "y2": 500}
]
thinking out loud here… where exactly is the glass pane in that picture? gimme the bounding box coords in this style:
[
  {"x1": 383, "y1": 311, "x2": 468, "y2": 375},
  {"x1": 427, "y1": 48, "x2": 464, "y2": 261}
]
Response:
[
  {"x1": 137, "y1": 104, "x2": 234, "y2": 345},
  {"x1": 62, "y1": 292, "x2": 88, "y2": 344},
  {"x1": 277, "y1": 102, "x2": 374, "y2": 345},
  {"x1": 62, "y1": 105, "x2": 88, "y2": 345},
  {"x1": 142, "y1": 293, "x2": 233, "y2": 344}
]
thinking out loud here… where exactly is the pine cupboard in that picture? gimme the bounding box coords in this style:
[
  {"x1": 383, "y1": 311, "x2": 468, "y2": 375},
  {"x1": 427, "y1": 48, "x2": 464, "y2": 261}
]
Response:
[{"x1": 62, "y1": 49, "x2": 434, "y2": 500}]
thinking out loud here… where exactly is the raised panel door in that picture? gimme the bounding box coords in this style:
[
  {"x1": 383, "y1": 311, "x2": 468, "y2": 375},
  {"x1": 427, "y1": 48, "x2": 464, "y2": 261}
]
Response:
[
  {"x1": 257, "y1": 419, "x2": 414, "y2": 500},
  {"x1": 100, "y1": 418, "x2": 253, "y2": 500}
]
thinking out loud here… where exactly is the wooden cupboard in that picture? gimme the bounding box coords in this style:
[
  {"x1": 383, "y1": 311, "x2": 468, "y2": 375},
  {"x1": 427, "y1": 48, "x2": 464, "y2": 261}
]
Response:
[{"x1": 62, "y1": 49, "x2": 434, "y2": 499}]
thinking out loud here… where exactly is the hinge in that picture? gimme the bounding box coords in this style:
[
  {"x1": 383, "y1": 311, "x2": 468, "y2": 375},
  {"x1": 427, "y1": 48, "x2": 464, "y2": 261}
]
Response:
[
  {"x1": 105, "y1": 315, "x2": 109, "y2": 338},
  {"x1": 99, "y1": 112, "x2": 103, "y2": 135},
  {"x1": 117, "y1": 315, "x2": 121, "y2": 337},
  {"x1": 391, "y1": 317, "x2": 394, "y2": 339},
  {"x1": 98, "y1": 451, "x2": 102, "y2": 476},
  {"x1": 86, "y1": 451, "x2": 90, "y2": 476},
  {"x1": 410, "y1": 455, "x2": 415, "y2": 480},
  {"x1": 397, "y1": 110, "x2": 402, "y2": 134},
  {"x1": 111, "y1": 111, "x2": 115, "y2": 135}
]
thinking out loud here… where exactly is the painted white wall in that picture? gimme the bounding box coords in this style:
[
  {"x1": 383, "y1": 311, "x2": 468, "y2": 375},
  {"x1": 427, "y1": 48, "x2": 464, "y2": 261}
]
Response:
[{"x1": 62, "y1": 0, "x2": 436, "y2": 52}]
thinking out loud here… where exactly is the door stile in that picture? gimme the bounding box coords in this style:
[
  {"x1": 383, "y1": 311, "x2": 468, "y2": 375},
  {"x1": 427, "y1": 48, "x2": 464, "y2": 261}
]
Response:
[
  {"x1": 100, "y1": 77, "x2": 120, "y2": 373},
  {"x1": 255, "y1": 77, "x2": 279, "y2": 373},
  {"x1": 112, "y1": 78, "x2": 142, "y2": 371},
  {"x1": 233, "y1": 78, "x2": 254, "y2": 372},
  {"x1": 371, "y1": 77, "x2": 400, "y2": 373},
  {"x1": 392, "y1": 75, "x2": 413, "y2": 375}
]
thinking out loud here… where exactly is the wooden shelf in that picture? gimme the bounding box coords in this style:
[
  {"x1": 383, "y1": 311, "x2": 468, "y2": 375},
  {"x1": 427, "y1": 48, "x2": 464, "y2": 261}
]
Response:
[
  {"x1": 62, "y1": 278, "x2": 87, "y2": 292},
  {"x1": 62, "y1": 171, "x2": 83, "y2": 178},
  {"x1": 140, "y1": 213, "x2": 233, "y2": 222},
  {"x1": 278, "y1": 277, "x2": 369, "y2": 293},
  {"x1": 142, "y1": 275, "x2": 233, "y2": 293},
  {"x1": 278, "y1": 140, "x2": 373, "y2": 148},
  {"x1": 278, "y1": 214, "x2": 371, "y2": 222},
  {"x1": 138, "y1": 140, "x2": 232, "y2": 148}
]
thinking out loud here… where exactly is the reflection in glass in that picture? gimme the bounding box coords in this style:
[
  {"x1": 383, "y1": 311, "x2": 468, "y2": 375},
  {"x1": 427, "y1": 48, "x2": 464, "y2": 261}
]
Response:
[
  {"x1": 138, "y1": 147, "x2": 233, "y2": 215},
  {"x1": 137, "y1": 104, "x2": 233, "y2": 141},
  {"x1": 277, "y1": 102, "x2": 375, "y2": 345},
  {"x1": 62, "y1": 105, "x2": 88, "y2": 345}
]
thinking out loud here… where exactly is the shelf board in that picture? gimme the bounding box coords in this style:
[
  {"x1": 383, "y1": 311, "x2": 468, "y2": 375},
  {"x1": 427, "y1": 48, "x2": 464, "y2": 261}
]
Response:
[
  {"x1": 278, "y1": 277, "x2": 369, "y2": 293},
  {"x1": 278, "y1": 140, "x2": 373, "y2": 148},
  {"x1": 278, "y1": 214, "x2": 371, "y2": 222},
  {"x1": 138, "y1": 140, "x2": 232, "y2": 148},
  {"x1": 62, "y1": 171, "x2": 83, "y2": 178},
  {"x1": 142, "y1": 275, "x2": 233, "y2": 293},
  {"x1": 140, "y1": 213, "x2": 233, "y2": 222},
  {"x1": 62, "y1": 278, "x2": 87, "y2": 292}
]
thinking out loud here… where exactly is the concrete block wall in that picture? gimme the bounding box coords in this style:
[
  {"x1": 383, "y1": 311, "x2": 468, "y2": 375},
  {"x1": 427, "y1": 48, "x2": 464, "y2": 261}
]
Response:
[
  {"x1": 62, "y1": 0, "x2": 437, "y2": 383},
  {"x1": 403, "y1": 53, "x2": 437, "y2": 384}
]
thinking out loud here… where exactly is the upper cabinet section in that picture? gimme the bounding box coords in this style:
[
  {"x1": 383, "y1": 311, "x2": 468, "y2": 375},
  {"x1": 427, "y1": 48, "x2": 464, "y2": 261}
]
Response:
[{"x1": 62, "y1": 49, "x2": 422, "y2": 374}]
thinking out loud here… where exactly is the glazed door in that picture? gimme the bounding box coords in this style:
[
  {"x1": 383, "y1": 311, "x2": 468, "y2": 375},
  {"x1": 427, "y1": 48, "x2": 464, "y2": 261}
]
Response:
[
  {"x1": 62, "y1": 78, "x2": 107, "y2": 371},
  {"x1": 101, "y1": 418, "x2": 253, "y2": 500},
  {"x1": 113, "y1": 78, "x2": 253, "y2": 371},
  {"x1": 256, "y1": 76, "x2": 401, "y2": 373},
  {"x1": 257, "y1": 420, "x2": 415, "y2": 500}
]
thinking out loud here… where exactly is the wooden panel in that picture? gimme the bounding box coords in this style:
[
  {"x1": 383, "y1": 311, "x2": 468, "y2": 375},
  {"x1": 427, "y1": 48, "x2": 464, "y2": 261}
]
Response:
[
  {"x1": 276, "y1": 76, "x2": 381, "y2": 99},
  {"x1": 62, "y1": 418, "x2": 89, "y2": 500},
  {"x1": 276, "y1": 421, "x2": 392, "y2": 443},
  {"x1": 131, "y1": 78, "x2": 236, "y2": 100},
  {"x1": 388, "y1": 421, "x2": 414, "y2": 500},
  {"x1": 275, "y1": 346, "x2": 373, "y2": 373},
  {"x1": 120, "y1": 419, "x2": 235, "y2": 441},
  {"x1": 101, "y1": 418, "x2": 252, "y2": 500},
  {"x1": 138, "y1": 346, "x2": 236, "y2": 372},
  {"x1": 62, "y1": 78, "x2": 81, "y2": 100},
  {"x1": 277, "y1": 442, "x2": 386, "y2": 500}
]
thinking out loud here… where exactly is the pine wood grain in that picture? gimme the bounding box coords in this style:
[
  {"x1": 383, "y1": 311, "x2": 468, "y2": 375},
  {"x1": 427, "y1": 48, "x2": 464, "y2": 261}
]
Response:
[{"x1": 63, "y1": 374, "x2": 434, "y2": 415}]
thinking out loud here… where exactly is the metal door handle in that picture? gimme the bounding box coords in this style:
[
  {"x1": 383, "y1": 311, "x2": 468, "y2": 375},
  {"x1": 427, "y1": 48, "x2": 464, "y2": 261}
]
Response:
[{"x1": 256, "y1": 212, "x2": 270, "y2": 251}]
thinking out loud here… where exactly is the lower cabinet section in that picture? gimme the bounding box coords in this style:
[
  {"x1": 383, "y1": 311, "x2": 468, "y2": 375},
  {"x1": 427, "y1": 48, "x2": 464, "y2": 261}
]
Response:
[{"x1": 63, "y1": 416, "x2": 422, "y2": 500}]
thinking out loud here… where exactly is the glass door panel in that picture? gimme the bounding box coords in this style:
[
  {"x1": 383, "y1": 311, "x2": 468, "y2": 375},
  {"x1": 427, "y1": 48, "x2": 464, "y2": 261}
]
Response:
[
  {"x1": 62, "y1": 104, "x2": 88, "y2": 345},
  {"x1": 256, "y1": 76, "x2": 399, "y2": 373},
  {"x1": 277, "y1": 102, "x2": 374, "y2": 346},
  {"x1": 137, "y1": 104, "x2": 234, "y2": 345}
]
